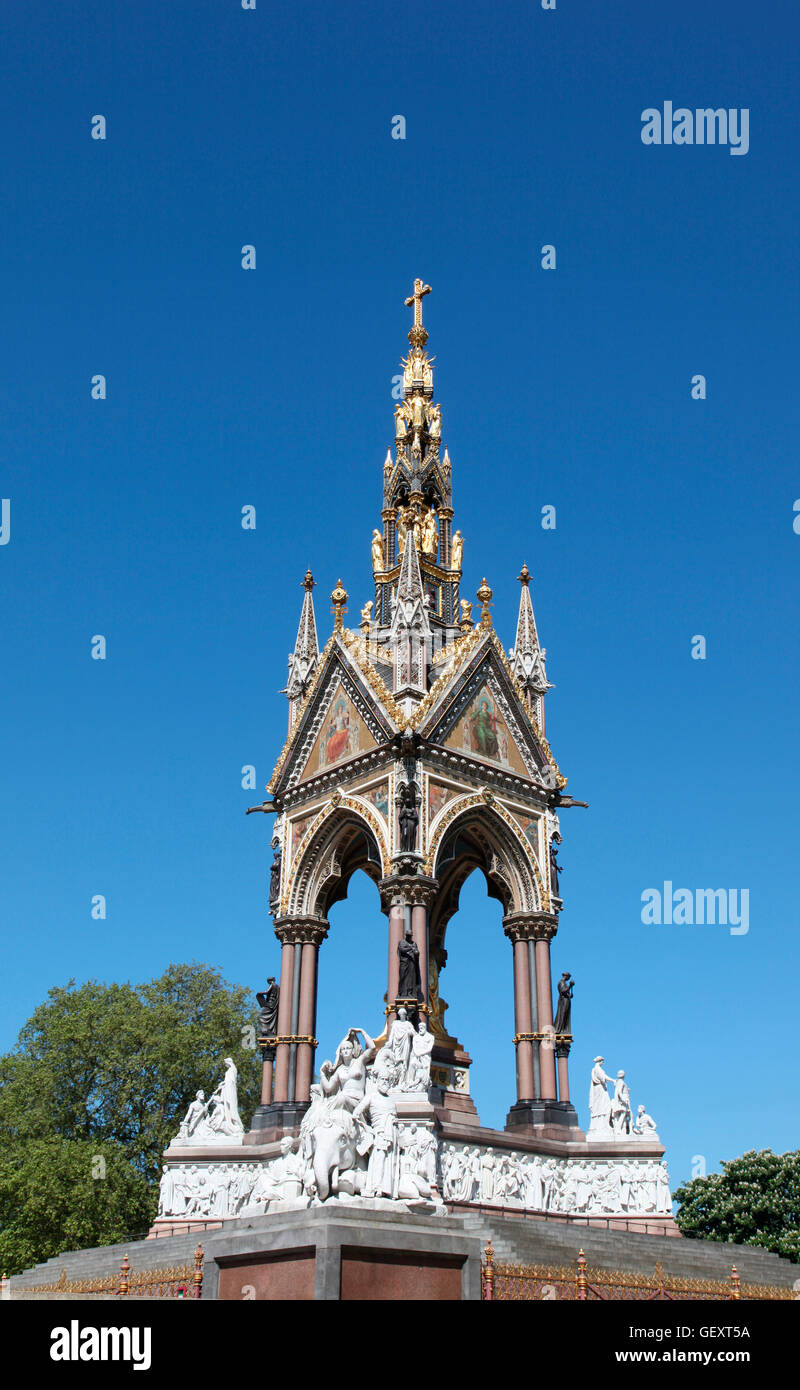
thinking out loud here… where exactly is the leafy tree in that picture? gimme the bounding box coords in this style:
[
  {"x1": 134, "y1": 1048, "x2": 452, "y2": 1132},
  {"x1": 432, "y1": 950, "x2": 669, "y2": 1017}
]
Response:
[
  {"x1": 674, "y1": 1149, "x2": 800, "y2": 1263},
  {"x1": 0, "y1": 1138, "x2": 152, "y2": 1276},
  {"x1": 0, "y1": 962, "x2": 261, "y2": 1271}
]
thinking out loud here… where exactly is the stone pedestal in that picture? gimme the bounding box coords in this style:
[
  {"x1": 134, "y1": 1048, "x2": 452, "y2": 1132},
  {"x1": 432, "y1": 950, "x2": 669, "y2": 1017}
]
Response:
[
  {"x1": 246, "y1": 1100, "x2": 308, "y2": 1142},
  {"x1": 201, "y1": 1206, "x2": 481, "y2": 1301},
  {"x1": 505, "y1": 1098, "x2": 583, "y2": 1135}
]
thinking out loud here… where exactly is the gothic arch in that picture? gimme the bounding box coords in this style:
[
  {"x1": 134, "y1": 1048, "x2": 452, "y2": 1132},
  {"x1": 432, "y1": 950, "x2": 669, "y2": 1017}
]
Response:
[
  {"x1": 428, "y1": 798, "x2": 545, "y2": 952},
  {"x1": 285, "y1": 800, "x2": 386, "y2": 919}
]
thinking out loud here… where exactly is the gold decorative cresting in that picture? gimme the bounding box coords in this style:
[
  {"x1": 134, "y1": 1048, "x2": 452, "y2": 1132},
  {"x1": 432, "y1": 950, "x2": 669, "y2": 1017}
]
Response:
[
  {"x1": 477, "y1": 577, "x2": 494, "y2": 628},
  {"x1": 404, "y1": 277, "x2": 432, "y2": 347},
  {"x1": 330, "y1": 579, "x2": 348, "y2": 632}
]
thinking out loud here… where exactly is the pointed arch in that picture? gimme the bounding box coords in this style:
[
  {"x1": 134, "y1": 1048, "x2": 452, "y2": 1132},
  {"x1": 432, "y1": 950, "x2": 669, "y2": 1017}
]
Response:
[{"x1": 285, "y1": 797, "x2": 387, "y2": 919}]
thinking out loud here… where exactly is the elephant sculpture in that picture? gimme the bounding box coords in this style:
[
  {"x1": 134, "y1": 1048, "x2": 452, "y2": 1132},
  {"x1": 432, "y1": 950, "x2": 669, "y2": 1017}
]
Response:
[{"x1": 300, "y1": 1090, "x2": 364, "y2": 1201}]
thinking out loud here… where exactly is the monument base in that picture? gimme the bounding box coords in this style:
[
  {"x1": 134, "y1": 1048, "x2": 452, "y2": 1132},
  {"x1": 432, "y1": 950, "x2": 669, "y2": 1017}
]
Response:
[
  {"x1": 505, "y1": 1099, "x2": 583, "y2": 1134},
  {"x1": 246, "y1": 1100, "x2": 309, "y2": 1141}
]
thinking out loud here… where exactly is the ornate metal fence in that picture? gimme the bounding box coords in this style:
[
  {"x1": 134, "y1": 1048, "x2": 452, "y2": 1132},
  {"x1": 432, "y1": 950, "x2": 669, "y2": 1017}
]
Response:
[
  {"x1": 481, "y1": 1242, "x2": 794, "y2": 1302},
  {"x1": 20, "y1": 1244, "x2": 204, "y2": 1299}
]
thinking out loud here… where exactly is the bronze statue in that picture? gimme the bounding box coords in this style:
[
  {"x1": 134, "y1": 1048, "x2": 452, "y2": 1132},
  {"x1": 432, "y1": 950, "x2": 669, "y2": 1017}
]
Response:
[
  {"x1": 256, "y1": 978, "x2": 280, "y2": 1036},
  {"x1": 553, "y1": 972, "x2": 573, "y2": 1034},
  {"x1": 397, "y1": 928, "x2": 421, "y2": 1002},
  {"x1": 269, "y1": 844, "x2": 282, "y2": 909},
  {"x1": 398, "y1": 782, "x2": 419, "y2": 854},
  {"x1": 549, "y1": 834, "x2": 562, "y2": 897}
]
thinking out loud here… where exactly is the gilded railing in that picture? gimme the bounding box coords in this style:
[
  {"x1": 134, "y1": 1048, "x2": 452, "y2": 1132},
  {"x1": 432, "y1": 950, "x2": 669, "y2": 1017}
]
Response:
[
  {"x1": 21, "y1": 1244, "x2": 204, "y2": 1299},
  {"x1": 481, "y1": 1242, "x2": 794, "y2": 1302}
]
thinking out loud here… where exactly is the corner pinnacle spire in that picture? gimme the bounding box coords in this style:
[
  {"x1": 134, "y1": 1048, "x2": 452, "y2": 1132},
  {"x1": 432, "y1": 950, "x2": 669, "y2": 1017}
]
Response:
[
  {"x1": 283, "y1": 569, "x2": 320, "y2": 728},
  {"x1": 510, "y1": 564, "x2": 551, "y2": 727}
]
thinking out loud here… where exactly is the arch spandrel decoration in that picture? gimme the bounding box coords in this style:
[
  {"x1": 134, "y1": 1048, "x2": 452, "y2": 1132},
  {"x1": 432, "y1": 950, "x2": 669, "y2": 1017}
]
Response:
[
  {"x1": 283, "y1": 794, "x2": 389, "y2": 919},
  {"x1": 426, "y1": 791, "x2": 548, "y2": 915}
]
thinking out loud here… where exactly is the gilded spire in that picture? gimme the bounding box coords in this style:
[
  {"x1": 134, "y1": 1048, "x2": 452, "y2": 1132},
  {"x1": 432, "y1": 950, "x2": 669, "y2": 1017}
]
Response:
[
  {"x1": 283, "y1": 569, "x2": 320, "y2": 724},
  {"x1": 404, "y1": 278, "x2": 432, "y2": 347}
]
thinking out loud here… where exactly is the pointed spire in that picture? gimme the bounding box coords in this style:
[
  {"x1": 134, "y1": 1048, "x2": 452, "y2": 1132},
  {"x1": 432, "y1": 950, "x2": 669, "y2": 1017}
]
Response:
[
  {"x1": 391, "y1": 526, "x2": 432, "y2": 710},
  {"x1": 283, "y1": 569, "x2": 320, "y2": 726},
  {"x1": 511, "y1": 564, "x2": 551, "y2": 723},
  {"x1": 392, "y1": 526, "x2": 430, "y2": 635}
]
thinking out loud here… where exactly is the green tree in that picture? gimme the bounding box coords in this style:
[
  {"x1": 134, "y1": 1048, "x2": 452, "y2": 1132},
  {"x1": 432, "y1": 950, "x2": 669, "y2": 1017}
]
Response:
[
  {"x1": 0, "y1": 962, "x2": 261, "y2": 1272},
  {"x1": 674, "y1": 1149, "x2": 800, "y2": 1263},
  {"x1": 0, "y1": 1138, "x2": 153, "y2": 1276}
]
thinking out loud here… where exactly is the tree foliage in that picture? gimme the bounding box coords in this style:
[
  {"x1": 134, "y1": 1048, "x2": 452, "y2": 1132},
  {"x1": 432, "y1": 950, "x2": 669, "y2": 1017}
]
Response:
[
  {"x1": 0, "y1": 962, "x2": 261, "y2": 1273},
  {"x1": 674, "y1": 1149, "x2": 800, "y2": 1263}
]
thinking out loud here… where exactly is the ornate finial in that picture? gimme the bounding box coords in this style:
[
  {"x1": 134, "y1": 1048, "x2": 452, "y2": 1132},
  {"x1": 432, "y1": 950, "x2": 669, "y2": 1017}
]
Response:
[
  {"x1": 518, "y1": 564, "x2": 531, "y2": 587},
  {"x1": 303, "y1": 568, "x2": 315, "y2": 592},
  {"x1": 404, "y1": 278, "x2": 432, "y2": 347},
  {"x1": 330, "y1": 579, "x2": 348, "y2": 632},
  {"x1": 477, "y1": 577, "x2": 493, "y2": 628}
]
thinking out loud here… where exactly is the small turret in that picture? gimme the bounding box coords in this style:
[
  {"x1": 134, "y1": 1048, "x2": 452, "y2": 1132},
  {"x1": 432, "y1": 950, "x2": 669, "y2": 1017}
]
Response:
[
  {"x1": 510, "y1": 564, "x2": 551, "y2": 729},
  {"x1": 282, "y1": 569, "x2": 319, "y2": 730}
]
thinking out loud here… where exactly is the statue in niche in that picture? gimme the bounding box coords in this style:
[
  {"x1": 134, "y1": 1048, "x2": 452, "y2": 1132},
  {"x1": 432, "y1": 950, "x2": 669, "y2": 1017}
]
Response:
[
  {"x1": 397, "y1": 928, "x2": 421, "y2": 1002},
  {"x1": 398, "y1": 782, "x2": 419, "y2": 853},
  {"x1": 611, "y1": 1070, "x2": 632, "y2": 1135},
  {"x1": 553, "y1": 972, "x2": 574, "y2": 1034},
  {"x1": 371, "y1": 529, "x2": 384, "y2": 572},
  {"x1": 269, "y1": 844, "x2": 282, "y2": 910},
  {"x1": 549, "y1": 833, "x2": 562, "y2": 897},
  {"x1": 420, "y1": 507, "x2": 438, "y2": 557}
]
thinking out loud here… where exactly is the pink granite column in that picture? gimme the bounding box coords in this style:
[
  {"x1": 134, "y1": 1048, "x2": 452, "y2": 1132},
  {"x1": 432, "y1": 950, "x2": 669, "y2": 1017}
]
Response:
[
  {"x1": 272, "y1": 938, "x2": 295, "y2": 1103},
  {"x1": 513, "y1": 936, "x2": 535, "y2": 1101},
  {"x1": 411, "y1": 901, "x2": 429, "y2": 1008},
  {"x1": 260, "y1": 1057, "x2": 274, "y2": 1106},
  {"x1": 556, "y1": 1046, "x2": 570, "y2": 1103},
  {"x1": 386, "y1": 898, "x2": 404, "y2": 1021},
  {"x1": 294, "y1": 936, "x2": 320, "y2": 1103},
  {"x1": 534, "y1": 932, "x2": 558, "y2": 1100}
]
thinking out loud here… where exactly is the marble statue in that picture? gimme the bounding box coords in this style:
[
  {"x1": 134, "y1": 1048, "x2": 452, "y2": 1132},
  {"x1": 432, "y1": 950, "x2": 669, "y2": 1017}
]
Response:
[
  {"x1": 553, "y1": 972, "x2": 573, "y2": 1034},
  {"x1": 611, "y1": 1071, "x2": 632, "y2": 1135},
  {"x1": 380, "y1": 1007, "x2": 414, "y2": 1077},
  {"x1": 353, "y1": 1070, "x2": 397, "y2": 1198},
  {"x1": 371, "y1": 529, "x2": 384, "y2": 572},
  {"x1": 633, "y1": 1104, "x2": 659, "y2": 1138},
  {"x1": 404, "y1": 1017, "x2": 433, "y2": 1093},
  {"x1": 178, "y1": 1090, "x2": 208, "y2": 1144},
  {"x1": 588, "y1": 1056, "x2": 615, "y2": 1136}
]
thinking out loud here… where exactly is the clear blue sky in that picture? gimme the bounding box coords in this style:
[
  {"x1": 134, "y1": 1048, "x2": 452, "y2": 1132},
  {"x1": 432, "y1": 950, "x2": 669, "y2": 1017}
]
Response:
[{"x1": 2, "y1": 1, "x2": 798, "y2": 1192}]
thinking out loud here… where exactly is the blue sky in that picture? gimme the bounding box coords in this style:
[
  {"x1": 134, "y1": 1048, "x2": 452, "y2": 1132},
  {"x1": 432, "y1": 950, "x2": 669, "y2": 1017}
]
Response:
[{"x1": 2, "y1": 0, "x2": 798, "y2": 1191}]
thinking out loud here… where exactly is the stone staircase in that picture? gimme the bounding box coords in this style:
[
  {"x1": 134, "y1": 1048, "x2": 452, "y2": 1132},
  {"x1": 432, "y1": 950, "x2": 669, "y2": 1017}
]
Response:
[
  {"x1": 8, "y1": 1227, "x2": 215, "y2": 1296},
  {"x1": 460, "y1": 1210, "x2": 798, "y2": 1289}
]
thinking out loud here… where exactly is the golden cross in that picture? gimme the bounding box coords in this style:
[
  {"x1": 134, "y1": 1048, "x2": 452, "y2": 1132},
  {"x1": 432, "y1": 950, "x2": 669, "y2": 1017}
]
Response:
[{"x1": 404, "y1": 278, "x2": 432, "y2": 329}]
